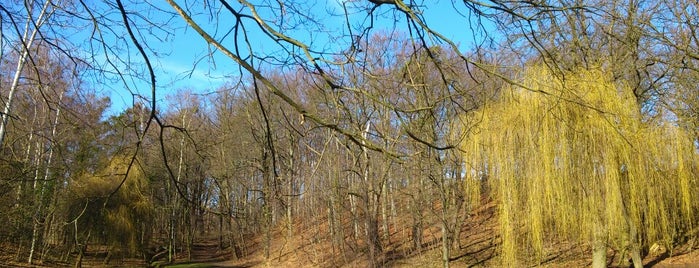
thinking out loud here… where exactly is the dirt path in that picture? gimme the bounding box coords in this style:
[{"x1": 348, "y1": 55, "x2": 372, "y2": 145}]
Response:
[
  {"x1": 164, "y1": 239, "x2": 257, "y2": 268},
  {"x1": 189, "y1": 241, "x2": 224, "y2": 262}
]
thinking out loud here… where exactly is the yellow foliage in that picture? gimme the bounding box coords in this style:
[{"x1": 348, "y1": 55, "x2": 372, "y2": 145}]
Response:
[
  {"x1": 461, "y1": 64, "x2": 699, "y2": 266},
  {"x1": 70, "y1": 153, "x2": 153, "y2": 255}
]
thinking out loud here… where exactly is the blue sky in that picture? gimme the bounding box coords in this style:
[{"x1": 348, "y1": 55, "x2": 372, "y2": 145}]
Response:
[{"x1": 84, "y1": 0, "x2": 492, "y2": 115}]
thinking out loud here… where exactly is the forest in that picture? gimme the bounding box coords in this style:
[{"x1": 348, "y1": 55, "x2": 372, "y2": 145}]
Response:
[{"x1": 1, "y1": 0, "x2": 698, "y2": 267}]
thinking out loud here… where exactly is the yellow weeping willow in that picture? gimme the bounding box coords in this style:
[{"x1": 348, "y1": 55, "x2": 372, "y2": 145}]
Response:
[
  {"x1": 461, "y1": 65, "x2": 698, "y2": 266},
  {"x1": 71, "y1": 154, "x2": 153, "y2": 257}
]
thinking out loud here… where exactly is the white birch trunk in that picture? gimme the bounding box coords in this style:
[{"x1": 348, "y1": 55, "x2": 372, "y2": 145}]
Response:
[
  {"x1": 0, "y1": 0, "x2": 52, "y2": 147},
  {"x1": 28, "y1": 90, "x2": 65, "y2": 264}
]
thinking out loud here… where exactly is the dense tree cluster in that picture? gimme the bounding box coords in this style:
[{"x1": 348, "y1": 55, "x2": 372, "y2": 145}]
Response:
[{"x1": 1, "y1": 0, "x2": 698, "y2": 267}]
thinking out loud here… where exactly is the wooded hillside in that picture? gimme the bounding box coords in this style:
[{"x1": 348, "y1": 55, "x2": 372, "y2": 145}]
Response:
[{"x1": 1, "y1": 1, "x2": 698, "y2": 267}]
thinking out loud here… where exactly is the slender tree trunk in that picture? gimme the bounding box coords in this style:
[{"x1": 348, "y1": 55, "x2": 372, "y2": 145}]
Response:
[
  {"x1": 436, "y1": 157, "x2": 451, "y2": 268},
  {"x1": 74, "y1": 249, "x2": 83, "y2": 268},
  {"x1": 262, "y1": 148, "x2": 272, "y2": 261},
  {"x1": 40, "y1": 198, "x2": 58, "y2": 262},
  {"x1": 622, "y1": 210, "x2": 643, "y2": 268},
  {"x1": 350, "y1": 193, "x2": 359, "y2": 242},
  {"x1": 28, "y1": 139, "x2": 45, "y2": 264},
  {"x1": 381, "y1": 180, "x2": 389, "y2": 242},
  {"x1": 0, "y1": 0, "x2": 51, "y2": 147},
  {"x1": 367, "y1": 218, "x2": 382, "y2": 268},
  {"x1": 360, "y1": 122, "x2": 383, "y2": 267},
  {"x1": 28, "y1": 90, "x2": 64, "y2": 264},
  {"x1": 329, "y1": 169, "x2": 345, "y2": 256},
  {"x1": 16, "y1": 106, "x2": 37, "y2": 207},
  {"x1": 286, "y1": 142, "x2": 294, "y2": 239},
  {"x1": 27, "y1": 174, "x2": 42, "y2": 262},
  {"x1": 263, "y1": 200, "x2": 271, "y2": 261},
  {"x1": 592, "y1": 224, "x2": 607, "y2": 268},
  {"x1": 628, "y1": 223, "x2": 643, "y2": 268},
  {"x1": 166, "y1": 187, "x2": 177, "y2": 263},
  {"x1": 73, "y1": 223, "x2": 90, "y2": 268},
  {"x1": 412, "y1": 211, "x2": 423, "y2": 251},
  {"x1": 440, "y1": 184, "x2": 451, "y2": 268},
  {"x1": 620, "y1": 167, "x2": 643, "y2": 268},
  {"x1": 412, "y1": 174, "x2": 424, "y2": 251},
  {"x1": 186, "y1": 208, "x2": 193, "y2": 260},
  {"x1": 441, "y1": 222, "x2": 450, "y2": 268},
  {"x1": 217, "y1": 210, "x2": 222, "y2": 249},
  {"x1": 169, "y1": 112, "x2": 189, "y2": 262},
  {"x1": 389, "y1": 180, "x2": 397, "y2": 227},
  {"x1": 168, "y1": 192, "x2": 176, "y2": 263}
]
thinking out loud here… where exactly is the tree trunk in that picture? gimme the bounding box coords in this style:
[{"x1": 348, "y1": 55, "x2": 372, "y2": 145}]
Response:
[
  {"x1": 73, "y1": 225, "x2": 90, "y2": 268},
  {"x1": 629, "y1": 247, "x2": 643, "y2": 268},
  {"x1": 0, "y1": 0, "x2": 51, "y2": 147},
  {"x1": 327, "y1": 205, "x2": 335, "y2": 254},
  {"x1": 592, "y1": 240, "x2": 607, "y2": 268},
  {"x1": 381, "y1": 180, "x2": 389, "y2": 242},
  {"x1": 170, "y1": 112, "x2": 189, "y2": 262},
  {"x1": 263, "y1": 203, "x2": 271, "y2": 261},
  {"x1": 365, "y1": 213, "x2": 382, "y2": 268},
  {"x1": 411, "y1": 205, "x2": 423, "y2": 251},
  {"x1": 286, "y1": 141, "x2": 295, "y2": 239},
  {"x1": 28, "y1": 89, "x2": 64, "y2": 264},
  {"x1": 626, "y1": 215, "x2": 643, "y2": 268},
  {"x1": 413, "y1": 173, "x2": 425, "y2": 251},
  {"x1": 262, "y1": 149, "x2": 272, "y2": 261},
  {"x1": 28, "y1": 138, "x2": 45, "y2": 264},
  {"x1": 441, "y1": 222, "x2": 450, "y2": 268},
  {"x1": 440, "y1": 183, "x2": 451, "y2": 268},
  {"x1": 620, "y1": 166, "x2": 643, "y2": 268},
  {"x1": 168, "y1": 199, "x2": 176, "y2": 263},
  {"x1": 350, "y1": 194, "x2": 359, "y2": 242},
  {"x1": 74, "y1": 250, "x2": 83, "y2": 268},
  {"x1": 219, "y1": 212, "x2": 224, "y2": 249}
]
